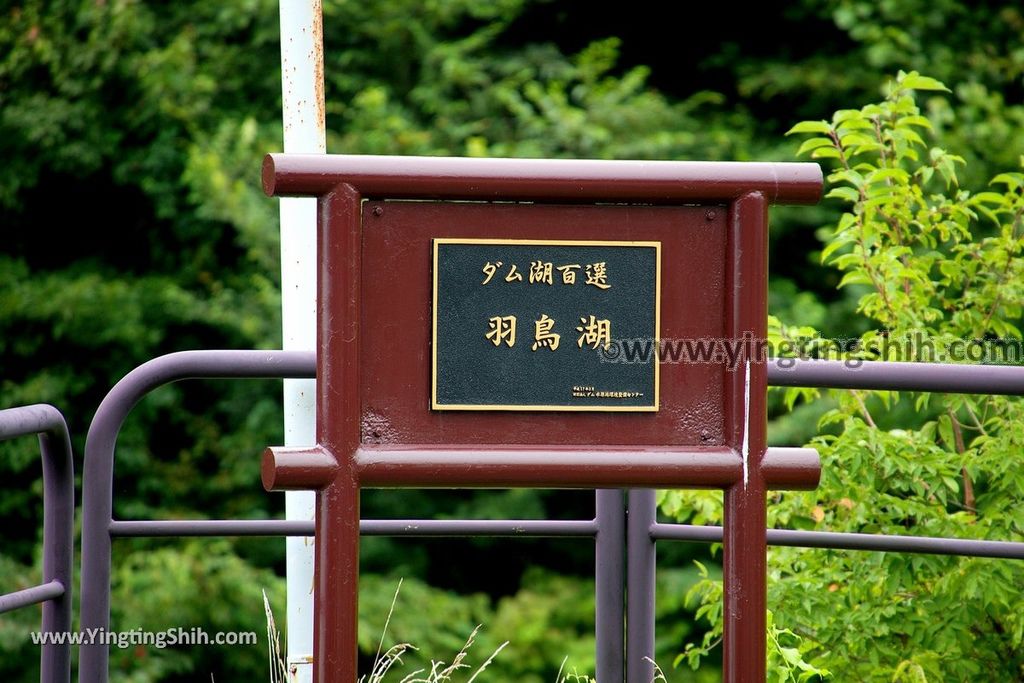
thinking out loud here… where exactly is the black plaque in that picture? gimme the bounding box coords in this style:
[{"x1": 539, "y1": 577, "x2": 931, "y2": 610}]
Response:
[{"x1": 432, "y1": 239, "x2": 660, "y2": 411}]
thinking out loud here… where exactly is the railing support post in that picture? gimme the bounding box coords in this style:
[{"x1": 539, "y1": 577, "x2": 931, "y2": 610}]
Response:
[
  {"x1": 595, "y1": 489, "x2": 625, "y2": 682},
  {"x1": 626, "y1": 488, "x2": 657, "y2": 683},
  {"x1": 0, "y1": 405, "x2": 74, "y2": 683}
]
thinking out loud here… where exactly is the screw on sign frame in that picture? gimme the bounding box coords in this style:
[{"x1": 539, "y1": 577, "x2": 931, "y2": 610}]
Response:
[{"x1": 260, "y1": 153, "x2": 823, "y2": 683}]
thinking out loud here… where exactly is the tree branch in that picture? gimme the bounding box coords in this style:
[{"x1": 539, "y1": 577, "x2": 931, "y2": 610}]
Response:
[
  {"x1": 947, "y1": 407, "x2": 976, "y2": 513},
  {"x1": 852, "y1": 391, "x2": 877, "y2": 428}
]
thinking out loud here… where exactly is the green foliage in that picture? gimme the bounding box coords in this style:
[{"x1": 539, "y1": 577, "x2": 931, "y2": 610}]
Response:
[
  {"x1": 329, "y1": 33, "x2": 751, "y2": 161},
  {"x1": 677, "y1": 564, "x2": 830, "y2": 682},
  {"x1": 0, "y1": 554, "x2": 42, "y2": 681},
  {"x1": 664, "y1": 73, "x2": 1024, "y2": 680},
  {"x1": 788, "y1": 70, "x2": 1024, "y2": 341},
  {"x1": 107, "y1": 541, "x2": 286, "y2": 682},
  {"x1": 356, "y1": 570, "x2": 597, "y2": 683},
  {"x1": 358, "y1": 575, "x2": 490, "y2": 664},
  {"x1": 675, "y1": 561, "x2": 723, "y2": 671}
]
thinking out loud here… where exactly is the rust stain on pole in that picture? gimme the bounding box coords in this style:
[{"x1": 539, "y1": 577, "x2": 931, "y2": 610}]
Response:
[{"x1": 311, "y1": 0, "x2": 325, "y2": 142}]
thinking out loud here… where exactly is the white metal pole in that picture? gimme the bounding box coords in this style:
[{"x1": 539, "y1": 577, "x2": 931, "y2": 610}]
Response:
[{"x1": 278, "y1": 2, "x2": 325, "y2": 681}]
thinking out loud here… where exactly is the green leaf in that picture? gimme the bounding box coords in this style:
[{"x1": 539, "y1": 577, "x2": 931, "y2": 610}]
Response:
[
  {"x1": 820, "y1": 235, "x2": 851, "y2": 263},
  {"x1": 786, "y1": 120, "x2": 833, "y2": 135},
  {"x1": 840, "y1": 133, "x2": 877, "y2": 148},
  {"x1": 838, "y1": 271, "x2": 873, "y2": 288},
  {"x1": 826, "y1": 186, "x2": 861, "y2": 203},
  {"x1": 811, "y1": 146, "x2": 842, "y2": 159},
  {"x1": 796, "y1": 137, "x2": 835, "y2": 156},
  {"x1": 899, "y1": 72, "x2": 951, "y2": 92},
  {"x1": 869, "y1": 168, "x2": 910, "y2": 184},
  {"x1": 896, "y1": 115, "x2": 933, "y2": 130},
  {"x1": 938, "y1": 414, "x2": 955, "y2": 451},
  {"x1": 991, "y1": 173, "x2": 1024, "y2": 190},
  {"x1": 836, "y1": 118, "x2": 875, "y2": 131},
  {"x1": 971, "y1": 191, "x2": 1008, "y2": 205},
  {"x1": 832, "y1": 109, "x2": 864, "y2": 124},
  {"x1": 898, "y1": 128, "x2": 927, "y2": 147}
]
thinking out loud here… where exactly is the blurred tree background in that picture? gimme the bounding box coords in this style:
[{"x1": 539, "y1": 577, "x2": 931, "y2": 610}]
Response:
[{"x1": 1, "y1": 0, "x2": 1023, "y2": 680}]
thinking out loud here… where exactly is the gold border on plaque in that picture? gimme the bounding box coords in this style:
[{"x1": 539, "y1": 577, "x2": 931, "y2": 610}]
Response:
[{"x1": 431, "y1": 238, "x2": 661, "y2": 412}]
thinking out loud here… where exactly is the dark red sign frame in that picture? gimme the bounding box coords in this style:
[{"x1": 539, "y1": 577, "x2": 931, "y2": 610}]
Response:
[{"x1": 261, "y1": 153, "x2": 822, "y2": 682}]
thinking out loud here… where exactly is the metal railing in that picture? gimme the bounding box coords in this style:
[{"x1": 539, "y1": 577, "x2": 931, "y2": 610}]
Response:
[
  {"x1": 5, "y1": 351, "x2": 1023, "y2": 681},
  {"x1": 0, "y1": 405, "x2": 74, "y2": 683},
  {"x1": 75, "y1": 351, "x2": 628, "y2": 681}
]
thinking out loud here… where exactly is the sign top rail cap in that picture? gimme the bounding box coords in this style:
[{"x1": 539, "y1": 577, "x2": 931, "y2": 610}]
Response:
[{"x1": 263, "y1": 153, "x2": 822, "y2": 205}]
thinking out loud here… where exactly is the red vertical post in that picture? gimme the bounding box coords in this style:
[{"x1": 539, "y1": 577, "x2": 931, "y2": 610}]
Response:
[
  {"x1": 722, "y1": 192, "x2": 769, "y2": 682},
  {"x1": 316, "y1": 184, "x2": 363, "y2": 682}
]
